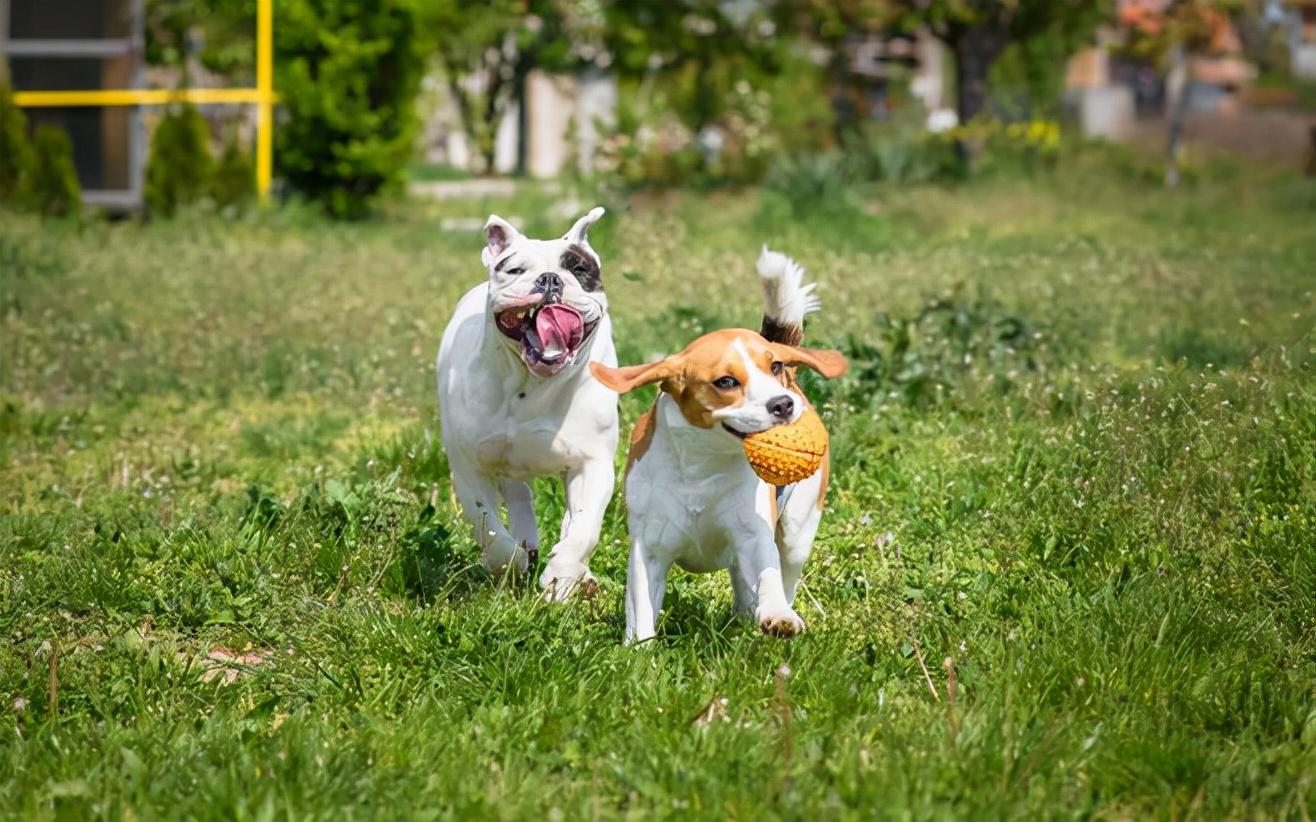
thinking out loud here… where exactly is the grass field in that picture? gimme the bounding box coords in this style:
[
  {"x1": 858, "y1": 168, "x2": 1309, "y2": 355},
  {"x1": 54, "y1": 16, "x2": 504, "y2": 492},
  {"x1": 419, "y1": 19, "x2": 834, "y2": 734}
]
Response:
[{"x1": 2, "y1": 151, "x2": 1315, "y2": 819}]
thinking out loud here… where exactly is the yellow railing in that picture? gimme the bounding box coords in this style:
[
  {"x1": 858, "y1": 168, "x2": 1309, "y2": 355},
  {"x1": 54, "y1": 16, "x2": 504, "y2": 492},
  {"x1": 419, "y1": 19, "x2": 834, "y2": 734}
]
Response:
[{"x1": 11, "y1": 0, "x2": 277, "y2": 200}]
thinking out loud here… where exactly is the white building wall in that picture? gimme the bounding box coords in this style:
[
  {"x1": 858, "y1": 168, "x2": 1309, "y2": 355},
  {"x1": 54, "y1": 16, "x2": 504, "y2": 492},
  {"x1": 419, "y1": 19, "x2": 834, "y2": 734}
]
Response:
[{"x1": 419, "y1": 68, "x2": 617, "y2": 178}]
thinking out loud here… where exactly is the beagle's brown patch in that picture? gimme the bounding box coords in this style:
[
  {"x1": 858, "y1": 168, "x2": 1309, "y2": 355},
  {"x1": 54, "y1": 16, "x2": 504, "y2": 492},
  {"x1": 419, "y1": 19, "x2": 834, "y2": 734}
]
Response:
[
  {"x1": 626, "y1": 404, "x2": 658, "y2": 477},
  {"x1": 761, "y1": 315, "x2": 803, "y2": 347},
  {"x1": 665, "y1": 329, "x2": 789, "y2": 428},
  {"x1": 590, "y1": 329, "x2": 845, "y2": 408}
]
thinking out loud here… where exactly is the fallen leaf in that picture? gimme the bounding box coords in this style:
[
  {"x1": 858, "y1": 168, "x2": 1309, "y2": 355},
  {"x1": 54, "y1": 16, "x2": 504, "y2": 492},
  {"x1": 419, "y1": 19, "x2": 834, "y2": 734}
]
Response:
[
  {"x1": 690, "y1": 696, "x2": 729, "y2": 727},
  {"x1": 201, "y1": 647, "x2": 267, "y2": 684}
]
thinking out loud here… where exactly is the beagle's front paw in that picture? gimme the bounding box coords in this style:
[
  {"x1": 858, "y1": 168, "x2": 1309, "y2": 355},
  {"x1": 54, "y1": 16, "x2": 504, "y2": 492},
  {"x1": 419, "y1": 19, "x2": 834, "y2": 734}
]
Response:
[{"x1": 757, "y1": 607, "x2": 805, "y2": 637}]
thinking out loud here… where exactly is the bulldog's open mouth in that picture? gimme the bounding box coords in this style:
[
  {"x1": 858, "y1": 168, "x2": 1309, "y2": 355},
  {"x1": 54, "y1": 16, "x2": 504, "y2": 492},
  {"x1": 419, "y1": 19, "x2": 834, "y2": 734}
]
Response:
[{"x1": 496, "y1": 302, "x2": 598, "y2": 377}]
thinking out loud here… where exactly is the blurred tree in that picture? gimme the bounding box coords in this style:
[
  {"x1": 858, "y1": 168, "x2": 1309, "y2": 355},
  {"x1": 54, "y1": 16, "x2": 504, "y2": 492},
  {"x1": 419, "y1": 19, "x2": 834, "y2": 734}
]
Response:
[
  {"x1": 145, "y1": 103, "x2": 215, "y2": 216},
  {"x1": 886, "y1": 1, "x2": 1112, "y2": 128},
  {"x1": 602, "y1": 0, "x2": 781, "y2": 135},
  {"x1": 21, "y1": 126, "x2": 81, "y2": 217},
  {"x1": 212, "y1": 133, "x2": 256, "y2": 210},
  {"x1": 1118, "y1": 0, "x2": 1246, "y2": 185},
  {"x1": 418, "y1": 0, "x2": 584, "y2": 174},
  {"x1": 596, "y1": 0, "x2": 810, "y2": 183},
  {"x1": 0, "y1": 79, "x2": 33, "y2": 203},
  {"x1": 276, "y1": 0, "x2": 424, "y2": 217},
  {"x1": 990, "y1": 21, "x2": 1096, "y2": 117},
  {"x1": 779, "y1": 1, "x2": 1110, "y2": 152},
  {"x1": 774, "y1": 0, "x2": 897, "y2": 137},
  {"x1": 145, "y1": 0, "x2": 257, "y2": 82}
]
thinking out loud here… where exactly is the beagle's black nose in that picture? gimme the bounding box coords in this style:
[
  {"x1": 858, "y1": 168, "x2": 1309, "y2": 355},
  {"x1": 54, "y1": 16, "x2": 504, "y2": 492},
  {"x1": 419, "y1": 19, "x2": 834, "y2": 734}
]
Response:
[{"x1": 767, "y1": 395, "x2": 794, "y2": 421}]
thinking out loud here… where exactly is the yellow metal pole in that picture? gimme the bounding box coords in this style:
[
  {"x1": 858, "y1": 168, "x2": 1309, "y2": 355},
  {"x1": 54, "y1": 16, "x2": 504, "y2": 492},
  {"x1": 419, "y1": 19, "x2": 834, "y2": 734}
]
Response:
[
  {"x1": 13, "y1": 88, "x2": 269, "y2": 107},
  {"x1": 11, "y1": 3, "x2": 277, "y2": 202},
  {"x1": 256, "y1": 0, "x2": 274, "y2": 200}
]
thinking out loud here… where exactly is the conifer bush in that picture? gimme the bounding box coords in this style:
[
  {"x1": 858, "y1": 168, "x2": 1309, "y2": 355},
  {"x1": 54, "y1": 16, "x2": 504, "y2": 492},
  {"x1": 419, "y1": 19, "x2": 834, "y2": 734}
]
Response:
[
  {"x1": 145, "y1": 103, "x2": 214, "y2": 216},
  {"x1": 21, "y1": 125, "x2": 81, "y2": 217},
  {"x1": 212, "y1": 133, "x2": 255, "y2": 210},
  {"x1": 0, "y1": 79, "x2": 32, "y2": 203}
]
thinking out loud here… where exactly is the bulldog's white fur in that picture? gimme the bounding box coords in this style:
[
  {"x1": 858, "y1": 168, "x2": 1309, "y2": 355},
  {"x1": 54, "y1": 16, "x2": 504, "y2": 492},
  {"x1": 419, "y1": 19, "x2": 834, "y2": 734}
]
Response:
[
  {"x1": 436, "y1": 208, "x2": 618, "y2": 598},
  {"x1": 592, "y1": 250, "x2": 848, "y2": 642}
]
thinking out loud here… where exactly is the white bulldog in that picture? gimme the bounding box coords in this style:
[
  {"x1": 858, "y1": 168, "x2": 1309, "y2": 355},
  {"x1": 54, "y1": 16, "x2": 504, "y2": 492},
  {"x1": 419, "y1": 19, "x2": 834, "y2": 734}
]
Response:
[{"x1": 436, "y1": 207, "x2": 618, "y2": 598}]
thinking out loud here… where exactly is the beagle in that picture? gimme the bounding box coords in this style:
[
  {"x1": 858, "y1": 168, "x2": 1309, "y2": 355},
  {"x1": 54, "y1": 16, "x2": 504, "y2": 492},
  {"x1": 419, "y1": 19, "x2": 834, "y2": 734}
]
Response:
[{"x1": 591, "y1": 249, "x2": 848, "y2": 642}]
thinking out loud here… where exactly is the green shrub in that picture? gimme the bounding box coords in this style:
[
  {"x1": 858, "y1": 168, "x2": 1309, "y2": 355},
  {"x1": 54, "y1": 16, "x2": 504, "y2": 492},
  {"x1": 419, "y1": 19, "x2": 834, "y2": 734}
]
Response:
[
  {"x1": 974, "y1": 119, "x2": 1063, "y2": 177},
  {"x1": 212, "y1": 133, "x2": 255, "y2": 210},
  {"x1": 275, "y1": 0, "x2": 423, "y2": 218},
  {"x1": 761, "y1": 152, "x2": 854, "y2": 218},
  {"x1": 0, "y1": 79, "x2": 32, "y2": 203},
  {"x1": 754, "y1": 151, "x2": 905, "y2": 253},
  {"x1": 1157, "y1": 326, "x2": 1252, "y2": 369},
  {"x1": 844, "y1": 121, "x2": 963, "y2": 185},
  {"x1": 21, "y1": 126, "x2": 81, "y2": 217},
  {"x1": 599, "y1": 57, "x2": 833, "y2": 190},
  {"x1": 826, "y1": 291, "x2": 1052, "y2": 410},
  {"x1": 145, "y1": 103, "x2": 215, "y2": 216}
]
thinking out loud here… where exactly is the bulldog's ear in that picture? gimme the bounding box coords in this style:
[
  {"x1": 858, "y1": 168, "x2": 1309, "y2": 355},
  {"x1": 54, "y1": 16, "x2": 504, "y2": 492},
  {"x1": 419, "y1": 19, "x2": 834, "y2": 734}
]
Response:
[
  {"x1": 590, "y1": 356, "x2": 677, "y2": 394},
  {"x1": 564, "y1": 206, "x2": 605, "y2": 247},
  {"x1": 483, "y1": 215, "x2": 523, "y2": 267},
  {"x1": 770, "y1": 344, "x2": 848, "y2": 379}
]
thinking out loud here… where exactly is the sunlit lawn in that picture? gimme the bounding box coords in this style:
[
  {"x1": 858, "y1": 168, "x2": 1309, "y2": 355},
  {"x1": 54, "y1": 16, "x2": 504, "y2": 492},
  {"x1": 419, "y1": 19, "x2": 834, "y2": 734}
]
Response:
[{"x1": 2, "y1": 150, "x2": 1315, "y2": 818}]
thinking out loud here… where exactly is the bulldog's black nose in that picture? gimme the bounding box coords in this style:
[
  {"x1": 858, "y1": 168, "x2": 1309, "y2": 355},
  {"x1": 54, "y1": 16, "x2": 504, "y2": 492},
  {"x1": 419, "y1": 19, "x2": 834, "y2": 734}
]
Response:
[
  {"x1": 767, "y1": 395, "x2": 794, "y2": 421},
  {"x1": 533, "y1": 272, "x2": 563, "y2": 304}
]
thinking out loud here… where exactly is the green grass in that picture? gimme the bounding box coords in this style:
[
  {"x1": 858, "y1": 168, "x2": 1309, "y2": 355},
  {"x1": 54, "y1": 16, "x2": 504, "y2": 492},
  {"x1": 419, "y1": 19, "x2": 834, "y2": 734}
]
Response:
[{"x1": 2, "y1": 153, "x2": 1315, "y2": 819}]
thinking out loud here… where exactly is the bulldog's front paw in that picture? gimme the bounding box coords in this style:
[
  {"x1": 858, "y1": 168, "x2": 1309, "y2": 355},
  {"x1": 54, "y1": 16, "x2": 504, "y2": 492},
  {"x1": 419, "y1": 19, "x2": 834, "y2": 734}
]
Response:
[
  {"x1": 539, "y1": 558, "x2": 598, "y2": 602},
  {"x1": 482, "y1": 538, "x2": 529, "y2": 580},
  {"x1": 757, "y1": 607, "x2": 805, "y2": 637}
]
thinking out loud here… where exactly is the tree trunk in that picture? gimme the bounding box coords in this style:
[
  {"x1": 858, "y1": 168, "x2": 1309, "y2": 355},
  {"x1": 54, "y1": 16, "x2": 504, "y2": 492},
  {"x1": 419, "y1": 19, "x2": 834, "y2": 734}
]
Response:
[
  {"x1": 1164, "y1": 46, "x2": 1191, "y2": 188},
  {"x1": 951, "y1": 24, "x2": 1007, "y2": 126},
  {"x1": 480, "y1": 66, "x2": 506, "y2": 175},
  {"x1": 513, "y1": 59, "x2": 532, "y2": 178},
  {"x1": 948, "y1": 23, "x2": 1007, "y2": 166},
  {"x1": 830, "y1": 48, "x2": 864, "y2": 145},
  {"x1": 480, "y1": 139, "x2": 497, "y2": 177}
]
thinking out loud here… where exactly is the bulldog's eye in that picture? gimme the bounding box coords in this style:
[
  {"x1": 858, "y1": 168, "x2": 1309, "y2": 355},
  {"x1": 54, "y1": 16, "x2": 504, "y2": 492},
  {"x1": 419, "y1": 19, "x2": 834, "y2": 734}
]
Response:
[
  {"x1": 713, "y1": 376, "x2": 741, "y2": 391},
  {"x1": 771, "y1": 361, "x2": 784, "y2": 376},
  {"x1": 505, "y1": 267, "x2": 525, "y2": 276}
]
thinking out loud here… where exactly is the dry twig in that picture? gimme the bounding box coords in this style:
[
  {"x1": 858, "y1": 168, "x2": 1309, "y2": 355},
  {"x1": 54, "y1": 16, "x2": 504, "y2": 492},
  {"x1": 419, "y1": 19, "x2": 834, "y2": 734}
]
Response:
[{"x1": 909, "y1": 637, "x2": 940, "y2": 702}]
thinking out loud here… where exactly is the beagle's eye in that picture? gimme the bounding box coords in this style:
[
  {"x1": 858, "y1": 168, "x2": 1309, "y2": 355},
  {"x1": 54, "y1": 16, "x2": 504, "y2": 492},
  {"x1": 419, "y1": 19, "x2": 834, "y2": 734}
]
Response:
[
  {"x1": 713, "y1": 376, "x2": 741, "y2": 391},
  {"x1": 771, "y1": 361, "x2": 784, "y2": 376}
]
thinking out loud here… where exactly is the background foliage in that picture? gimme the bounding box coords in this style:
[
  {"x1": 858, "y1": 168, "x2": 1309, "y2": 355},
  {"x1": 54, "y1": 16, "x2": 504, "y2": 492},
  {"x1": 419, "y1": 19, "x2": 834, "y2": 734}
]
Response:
[
  {"x1": 145, "y1": 104, "x2": 216, "y2": 217},
  {"x1": 416, "y1": 0, "x2": 587, "y2": 175},
  {"x1": 212, "y1": 133, "x2": 257, "y2": 211},
  {"x1": 19, "y1": 126, "x2": 81, "y2": 218},
  {"x1": 123, "y1": 0, "x2": 1274, "y2": 214},
  {"x1": 0, "y1": 80, "x2": 32, "y2": 203},
  {"x1": 274, "y1": 0, "x2": 424, "y2": 217}
]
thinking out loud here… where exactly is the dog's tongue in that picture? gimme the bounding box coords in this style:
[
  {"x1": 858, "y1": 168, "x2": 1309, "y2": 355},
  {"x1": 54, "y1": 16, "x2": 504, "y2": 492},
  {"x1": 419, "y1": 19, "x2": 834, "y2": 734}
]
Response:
[{"x1": 535, "y1": 304, "x2": 584, "y2": 361}]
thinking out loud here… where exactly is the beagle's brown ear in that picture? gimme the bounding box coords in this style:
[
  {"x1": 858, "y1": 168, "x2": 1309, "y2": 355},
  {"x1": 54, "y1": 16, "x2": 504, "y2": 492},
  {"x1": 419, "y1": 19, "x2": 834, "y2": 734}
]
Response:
[
  {"x1": 590, "y1": 358, "x2": 679, "y2": 394},
  {"x1": 771, "y1": 344, "x2": 848, "y2": 379}
]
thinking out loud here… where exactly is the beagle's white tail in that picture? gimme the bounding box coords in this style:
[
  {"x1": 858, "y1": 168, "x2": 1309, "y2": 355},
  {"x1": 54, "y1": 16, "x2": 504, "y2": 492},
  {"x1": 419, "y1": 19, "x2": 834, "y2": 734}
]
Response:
[{"x1": 757, "y1": 246, "x2": 820, "y2": 347}]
